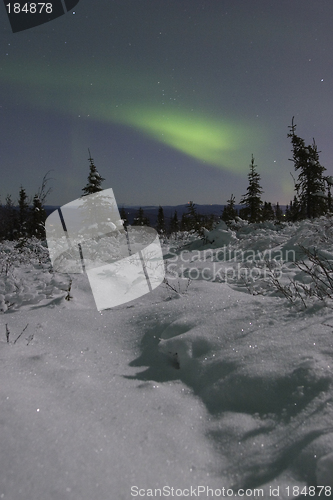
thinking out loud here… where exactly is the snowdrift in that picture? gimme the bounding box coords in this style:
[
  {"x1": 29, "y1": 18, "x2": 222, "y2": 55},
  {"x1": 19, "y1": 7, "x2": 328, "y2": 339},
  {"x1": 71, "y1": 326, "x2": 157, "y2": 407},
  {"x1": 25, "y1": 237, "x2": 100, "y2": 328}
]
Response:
[{"x1": 1, "y1": 218, "x2": 333, "y2": 498}]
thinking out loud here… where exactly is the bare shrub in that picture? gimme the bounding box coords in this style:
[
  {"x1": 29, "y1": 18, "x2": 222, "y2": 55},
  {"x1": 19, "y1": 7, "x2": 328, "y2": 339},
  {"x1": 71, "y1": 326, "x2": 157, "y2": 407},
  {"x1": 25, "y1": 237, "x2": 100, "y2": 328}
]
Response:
[{"x1": 269, "y1": 245, "x2": 333, "y2": 308}]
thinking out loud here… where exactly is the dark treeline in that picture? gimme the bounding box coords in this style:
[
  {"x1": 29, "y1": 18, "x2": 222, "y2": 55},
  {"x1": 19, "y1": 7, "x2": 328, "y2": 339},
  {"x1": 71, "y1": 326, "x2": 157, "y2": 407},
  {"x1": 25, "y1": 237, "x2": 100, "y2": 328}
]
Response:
[
  {"x1": 0, "y1": 172, "x2": 51, "y2": 242},
  {"x1": 120, "y1": 202, "x2": 220, "y2": 236},
  {"x1": 1, "y1": 119, "x2": 332, "y2": 242}
]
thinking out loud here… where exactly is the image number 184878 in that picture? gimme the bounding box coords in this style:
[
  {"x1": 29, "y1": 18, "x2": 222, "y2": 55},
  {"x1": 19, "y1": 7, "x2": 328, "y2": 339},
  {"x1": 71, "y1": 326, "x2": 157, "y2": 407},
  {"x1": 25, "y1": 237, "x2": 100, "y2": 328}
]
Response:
[
  {"x1": 4, "y1": 0, "x2": 79, "y2": 33},
  {"x1": 6, "y1": 3, "x2": 53, "y2": 13}
]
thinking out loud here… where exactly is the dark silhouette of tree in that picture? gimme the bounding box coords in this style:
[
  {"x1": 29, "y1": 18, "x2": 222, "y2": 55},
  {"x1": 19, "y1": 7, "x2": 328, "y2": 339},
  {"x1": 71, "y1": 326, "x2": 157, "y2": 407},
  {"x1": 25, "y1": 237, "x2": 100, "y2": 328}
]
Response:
[
  {"x1": 119, "y1": 207, "x2": 129, "y2": 229},
  {"x1": 221, "y1": 194, "x2": 238, "y2": 224},
  {"x1": 239, "y1": 154, "x2": 263, "y2": 222},
  {"x1": 262, "y1": 201, "x2": 275, "y2": 221},
  {"x1": 188, "y1": 201, "x2": 199, "y2": 230},
  {"x1": 133, "y1": 207, "x2": 150, "y2": 226},
  {"x1": 17, "y1": 186, "x2": 29, "y2": 237},
  {"x1": 0, "y1": 173, "x2": 51, "y2": 241},
  {"x1": 285, "y1": 195, "x2": 303, "y2": 222},
  {"x1": 180, "y1": 212, "x2": 189, "y2": 231},
  {"x1": 288, "y1": 117, "x2": 327, "y2": 218},
  {"x1": 169, "y1": 210, "x2": 179, "y2": 234},
  {"x1": 238, "y1": 207, "x2": 249, "y2": 220},
  {"x1": 156, "y1": 206, "x2": 166, "y2": 234},
  {"x1": 29, "y1": 194, "x2": 46, "y2": 238},
  {"x1": 82, "y1": 149, "x2": 105, "y2": 196},
  {"x1": 327, "y1": 181, "x2": 333, "y2": 212},
  {"x1": 274, "y1": 202, "x2": 284, "y2": 222},
  {"x1": 203, "y1": 213, "x2": 217, "y2": 231},
  {"x1": 285, "y1": 203, "x2": 290, "y2": 221},
  {"x1": 181, "y1": 201, "x2": 202, "y2": 231}
]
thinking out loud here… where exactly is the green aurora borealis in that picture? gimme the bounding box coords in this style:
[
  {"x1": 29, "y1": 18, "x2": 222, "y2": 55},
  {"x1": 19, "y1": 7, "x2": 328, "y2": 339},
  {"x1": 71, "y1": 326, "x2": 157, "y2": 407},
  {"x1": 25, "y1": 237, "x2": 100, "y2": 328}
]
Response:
[{"x1": 1, "y1": 60, "x2": 263, "y2": 174}]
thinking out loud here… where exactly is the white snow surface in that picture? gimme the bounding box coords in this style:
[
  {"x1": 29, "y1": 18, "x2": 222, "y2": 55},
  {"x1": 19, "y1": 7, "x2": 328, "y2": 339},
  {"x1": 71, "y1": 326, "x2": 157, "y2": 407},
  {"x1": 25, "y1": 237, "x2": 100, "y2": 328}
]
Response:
[{"x1": 1, "y1": 218, "x2": 333, "y2": 499}]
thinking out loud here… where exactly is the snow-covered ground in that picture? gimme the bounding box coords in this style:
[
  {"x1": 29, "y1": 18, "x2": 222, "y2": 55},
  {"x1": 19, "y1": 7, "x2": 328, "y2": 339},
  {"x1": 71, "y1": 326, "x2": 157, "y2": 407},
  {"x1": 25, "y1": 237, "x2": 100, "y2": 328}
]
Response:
[{"x1": 1, "y1": 218, "x2": 333, "y2": 499}]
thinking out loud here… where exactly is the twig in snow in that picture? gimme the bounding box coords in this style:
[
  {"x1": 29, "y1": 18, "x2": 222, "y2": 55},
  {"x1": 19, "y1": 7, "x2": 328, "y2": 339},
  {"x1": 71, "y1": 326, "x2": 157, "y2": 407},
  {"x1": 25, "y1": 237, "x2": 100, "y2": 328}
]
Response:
[
  {"x1": 5, "y1": 324, "x2": 10, "y2": 343},
  {"x1": 13, "y1": 324, "x2": 29, "y2": 345},
  {"x1": 163, "y1": 276, "x2": 192, "y2": 295}
]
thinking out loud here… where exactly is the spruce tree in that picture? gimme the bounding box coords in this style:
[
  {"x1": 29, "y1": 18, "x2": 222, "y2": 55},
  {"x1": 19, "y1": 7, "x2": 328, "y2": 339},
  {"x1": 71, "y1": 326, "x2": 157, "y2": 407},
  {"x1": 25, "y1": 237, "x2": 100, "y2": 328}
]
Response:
[
  {"x1": 285, "y1": 203, "x2": 290, "y2": 221},
  {"x1": 133, "y1": 207, "x2": 150, "y2": 226},
  {"x1": 221, "y1": 194, "x2": 238, "y2": 224},
  {"x1": 156, "y1": 206, "x2": 166, "y2": 234},
  {"x1": 204, "y1": 213, "x2": 217, "y2": 231},
  {"x1": 288, "y1": 118, "x2": 327, "y2": 218},
  {"x1": 238, "y1": 207, "x2": 249, "y2": 220},
  {"x1": 286, "y1": 195, "x2": 302, "y2": 222},
  {"x1": 180, "y1": 212, "x2": 189, "y2": 231},
  {"x1": 169, "y1": 210, "x2": 179, "y2": 234},
  {"x1": 274, "y1": 202, "x2": 284, "y2": 222},
  {"x1": 186, "y1": 201, "x2": 201, "y2": 231},
  {"x1": 17, "y1": 186, "x2": 29, "y2": 237},
  {"x1": 262, "y1": 201, "x2": 275, "y2": 221},
  {"x1": 29, "y1": 194, "x2": 46, "y2": 239},
  {"x1": 82, "y1": 149, "x2": 105, "y2": 196},
  {"x1": 239, "y1": 154, "x2": 263, "y2": 223},
  {"x1": 79, "y1": 151, "x2": 111, "y2": 238}
]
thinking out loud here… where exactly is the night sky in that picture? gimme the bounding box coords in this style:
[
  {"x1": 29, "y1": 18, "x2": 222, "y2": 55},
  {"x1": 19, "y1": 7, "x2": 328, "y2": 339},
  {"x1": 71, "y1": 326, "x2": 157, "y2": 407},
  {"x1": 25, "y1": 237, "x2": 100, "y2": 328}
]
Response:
[{"x1": 1, "y1": 1, "x2": 333, "y2": 208}]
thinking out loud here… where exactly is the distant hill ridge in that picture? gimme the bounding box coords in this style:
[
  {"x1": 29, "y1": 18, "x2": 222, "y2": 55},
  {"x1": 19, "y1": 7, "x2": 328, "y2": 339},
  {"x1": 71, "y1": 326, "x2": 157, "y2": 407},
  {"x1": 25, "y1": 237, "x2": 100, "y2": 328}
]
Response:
[
  {"x1": 44, "y1": 203, "x2": 286, "y2": 227},
  {"x1": 44, "y1": 204, "x2": 229, "y2": 222}
]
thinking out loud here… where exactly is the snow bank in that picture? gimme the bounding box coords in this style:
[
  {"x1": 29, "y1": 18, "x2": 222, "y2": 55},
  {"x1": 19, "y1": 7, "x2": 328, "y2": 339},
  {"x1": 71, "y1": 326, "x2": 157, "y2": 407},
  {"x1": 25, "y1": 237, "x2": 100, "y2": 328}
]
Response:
[
  {"x1": 1, "y1": 217, "x2": 333, "y2": 497},
  {"x1": 0, "y1": 238, "x2": 70, "y2": 312},
  {"x1": 202, "y1": 220, "x2": 236, "y2": 247}
]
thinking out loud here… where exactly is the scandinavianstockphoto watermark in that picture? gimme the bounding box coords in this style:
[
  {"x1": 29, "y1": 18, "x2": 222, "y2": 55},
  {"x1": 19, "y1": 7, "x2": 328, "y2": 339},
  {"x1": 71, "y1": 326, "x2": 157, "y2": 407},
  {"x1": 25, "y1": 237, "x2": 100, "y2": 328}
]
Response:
[
  {"x1": 165, "y1": 246, "x2": 296, "y2": 283},
  {"x1": 167, "y1": 262, "x2": 282, "y2": 282},
  {"x1": 167, "y1": 246, "x2": 296, "y2": 264}
]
